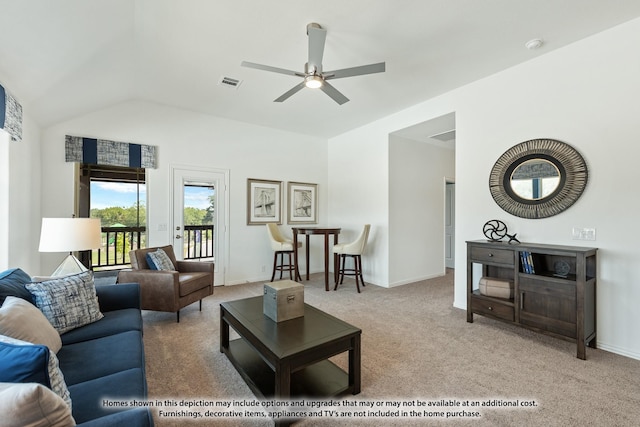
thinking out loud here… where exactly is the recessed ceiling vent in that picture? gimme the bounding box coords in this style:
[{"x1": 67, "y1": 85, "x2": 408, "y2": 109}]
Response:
[
  {"x1": 218, "y1": 76, "x2": 242, "y2": 89},
  {"x1": 429, "y1": 129, "x2": 456, "y2": 142}
]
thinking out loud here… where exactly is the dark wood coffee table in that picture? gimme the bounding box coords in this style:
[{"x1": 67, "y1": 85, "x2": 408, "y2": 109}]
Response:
[{"x1": 220, "y1": 296, "x2": 361, "y2": 400}]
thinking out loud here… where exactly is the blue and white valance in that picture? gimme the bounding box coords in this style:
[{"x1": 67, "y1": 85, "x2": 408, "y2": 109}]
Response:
[
  {"x1": 0, "y1": 83, "x2": 23, "y2": 142},
  {"x1": 65, "y1": 135, "x2": 157, "y2": 168}
]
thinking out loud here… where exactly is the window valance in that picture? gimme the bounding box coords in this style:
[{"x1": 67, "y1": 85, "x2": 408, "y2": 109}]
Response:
[
  {"x1": 0, "y1": 83, "x2": 23, "y2": 142},
  {"x1": 65, "y1": 135, "x2": 157, "y2": 168}
]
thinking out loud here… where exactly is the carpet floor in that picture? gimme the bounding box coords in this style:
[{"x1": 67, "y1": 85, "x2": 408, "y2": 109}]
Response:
[{"x1": 140, "y1": 270, "x2": 640, "y2": 426}]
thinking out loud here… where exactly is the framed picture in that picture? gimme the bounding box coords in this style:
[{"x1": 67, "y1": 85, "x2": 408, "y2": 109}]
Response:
[
  {"x1": 247, "y1": 178, "x2": 282, "y2": 225},
  {"x1": 287, "y1": 182, "x2": 317, "y2": 224}
]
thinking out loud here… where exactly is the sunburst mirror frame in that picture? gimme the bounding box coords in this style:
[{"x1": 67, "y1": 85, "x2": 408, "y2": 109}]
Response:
[{"x1": 489, "y1": 138, "x2": 588, "y2": 219}]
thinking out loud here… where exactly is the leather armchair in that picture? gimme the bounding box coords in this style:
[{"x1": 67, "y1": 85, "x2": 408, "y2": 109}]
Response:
[{"x1": 117, "y1": 245, "x2": 213, "y2": 322}]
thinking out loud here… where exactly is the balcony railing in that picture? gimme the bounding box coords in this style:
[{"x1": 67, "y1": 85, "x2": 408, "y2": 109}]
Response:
[
  {"x1": 90, "y1": 224, "x2": 213, "y2": 270},
  {"x1": 92, "y1": 226, "x2": 146, "y2": 270},
  {"x1": 183, "y1": 225, "x2": 214, "y2": 260}
]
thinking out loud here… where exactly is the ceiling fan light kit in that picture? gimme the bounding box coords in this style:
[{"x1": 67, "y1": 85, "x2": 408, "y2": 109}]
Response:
[
  {"x1": 242, "y1": 22, "x2": 385, "y2": 104},
  {"x1": 304, "y1": 75, "x2": 323, "y2": 89}
]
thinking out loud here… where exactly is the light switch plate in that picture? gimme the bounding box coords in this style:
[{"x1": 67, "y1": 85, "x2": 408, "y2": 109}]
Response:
[{"x1": 572, "y1": 227, "x2": 596, "y2": 241}]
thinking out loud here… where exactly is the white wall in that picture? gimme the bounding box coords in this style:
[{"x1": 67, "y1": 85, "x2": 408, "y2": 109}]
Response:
[
  {"x1": 389, "y1": 135, "x2": 455, "y2": 285},
  {"x1": 0, "y1": 113, "x2": 42, "y2": 273},
  {"x1": 39, "y1": 100, "x2": 328, "y2": 284},
  {"x1": 327, "y1": 17, "x2": 640, "y2": 359},
  {"x1": 327, "y1": 121, "x2": 390, "y2": 286},
  {"x1": 0, "y1": 131, "x2": 9, "y2": 269}
]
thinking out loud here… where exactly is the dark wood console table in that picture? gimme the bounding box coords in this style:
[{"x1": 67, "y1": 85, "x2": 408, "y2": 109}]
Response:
[
  {"x1": 467, "y1": 240, "x2": 597, "y2": 359},
  {"x1": 292, "y1": 227, "x2": 341, "y2": 291}
]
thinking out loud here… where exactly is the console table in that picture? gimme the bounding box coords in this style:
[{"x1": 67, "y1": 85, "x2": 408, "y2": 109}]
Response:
[
  {"x1": 292, "y1": 227, "x2": 341, "y2": 291},
  {"x1": 466, "y1": 240, "x2": 597, "y2": 359}
]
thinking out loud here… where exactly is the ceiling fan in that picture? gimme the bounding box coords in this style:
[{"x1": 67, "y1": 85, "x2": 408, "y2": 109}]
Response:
[{"x1": 241, "y1": 23, "x2": 385, "y2": 105}]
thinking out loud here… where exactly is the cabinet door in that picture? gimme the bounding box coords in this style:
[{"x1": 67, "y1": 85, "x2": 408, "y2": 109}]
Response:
[{"x1": 518, "y1": 277, "x2": 576, "y2": 338}]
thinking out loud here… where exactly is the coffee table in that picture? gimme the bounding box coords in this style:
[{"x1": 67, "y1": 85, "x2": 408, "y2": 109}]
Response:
[{"x1": 220, "y1": 296, "x2": 361, "y2": 400}]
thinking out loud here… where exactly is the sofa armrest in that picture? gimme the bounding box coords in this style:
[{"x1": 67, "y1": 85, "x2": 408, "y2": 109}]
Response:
[
  {"x1": 96, "y1": 283, "x2": 141, "y2": 312},
  {"x1": 77, "y1": 408, "x2": 154, "y2": 427},
  {"x1": 176, "y1": 260, "x2": 214, "y2": 274}
]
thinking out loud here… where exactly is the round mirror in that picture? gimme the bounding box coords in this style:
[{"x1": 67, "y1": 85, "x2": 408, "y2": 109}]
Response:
[
  {"x1": 489, "y1": 139, "x2": 587, "y2": 219},
  {"x1": 509, "y1": 159, "x2": 560, "y2": 201}
]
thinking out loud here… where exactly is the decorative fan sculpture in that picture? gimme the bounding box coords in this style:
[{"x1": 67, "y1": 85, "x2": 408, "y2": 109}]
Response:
[{"x1": 483, "y1": 220, "x2": 520, "y2": 244}]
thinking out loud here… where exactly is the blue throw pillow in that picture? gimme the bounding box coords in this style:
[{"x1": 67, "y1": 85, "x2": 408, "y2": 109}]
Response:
[
  {"x1": 0, "y1": 268, "x2": 34, "y2": 305},
  {"x1": 0, "y1": 334, "x2": 72, "y2": 409},
  {"x1": 0, "y1": 340, "x2": 50, "y2": 387}
]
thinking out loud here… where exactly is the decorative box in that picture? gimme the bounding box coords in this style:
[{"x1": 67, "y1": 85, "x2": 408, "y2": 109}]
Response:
[
  {"x1": 479, "y1": 277, "x2": 514, "y2": 299},
  {"x1": 263, "y1": 280, "x2": 304, "y2": 322}
]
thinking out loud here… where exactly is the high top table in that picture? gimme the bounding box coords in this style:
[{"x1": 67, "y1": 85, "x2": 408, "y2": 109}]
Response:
[{"x1": 292, "y1": 227, "x2": 341, "y2": 291}]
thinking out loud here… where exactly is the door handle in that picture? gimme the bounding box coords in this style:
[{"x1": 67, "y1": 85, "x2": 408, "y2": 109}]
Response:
[{"x1": 175, "y1": 235, "x2": 182, "y2": 239}]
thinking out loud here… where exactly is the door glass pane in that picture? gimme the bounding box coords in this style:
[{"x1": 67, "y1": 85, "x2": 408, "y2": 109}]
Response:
[{"x1": 183, "y1": 183, "x2": 215, "y2": 260}]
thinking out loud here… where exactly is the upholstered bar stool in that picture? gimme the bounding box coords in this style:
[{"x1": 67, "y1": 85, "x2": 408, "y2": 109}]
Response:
[
  {"x1": 266, "y1": 224, "x2": 302, "y2": 282},
  {"x1": 333, "y1": 224, "x2": 370, "y2": 293}
]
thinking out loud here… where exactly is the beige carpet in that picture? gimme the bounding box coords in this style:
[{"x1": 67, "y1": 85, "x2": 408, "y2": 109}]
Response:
[{"x1": 141, "y1": 270, "x2": 640, "y2": 426}]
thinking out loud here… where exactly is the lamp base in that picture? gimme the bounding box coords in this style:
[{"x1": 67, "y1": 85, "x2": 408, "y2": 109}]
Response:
[{"x1": 51, "y1": 254, "x2": 89, "y2": 277}]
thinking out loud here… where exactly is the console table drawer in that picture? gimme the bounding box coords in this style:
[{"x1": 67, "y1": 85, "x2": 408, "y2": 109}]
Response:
[
  {"x1": 471, "y1": 297, "x2": 514, "y2": 322},
  {"x1": 469, "y1": 247, "x2": 514, "y2": 266}
]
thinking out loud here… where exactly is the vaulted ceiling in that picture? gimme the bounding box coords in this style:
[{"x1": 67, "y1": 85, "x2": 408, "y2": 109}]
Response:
[{"x1": 2, "y1": 0, "x2": 640, "y2": 138}]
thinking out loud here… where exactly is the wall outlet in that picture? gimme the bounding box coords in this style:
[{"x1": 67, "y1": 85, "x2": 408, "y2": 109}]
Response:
[
  {"x1": 572, "y1": 227, "x2": 596, "y2": 241},
  {"x1": 261, "y1": 265, "x2": 266, "y2": 273}
]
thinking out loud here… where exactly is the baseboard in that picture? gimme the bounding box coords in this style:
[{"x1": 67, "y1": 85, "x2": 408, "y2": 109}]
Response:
[
  {"x1": 596, "y1": 342, "x2": 640, "y2": 361},
  {"x1": 387, "y1": 272, "x2": 446, "y2": 288}
]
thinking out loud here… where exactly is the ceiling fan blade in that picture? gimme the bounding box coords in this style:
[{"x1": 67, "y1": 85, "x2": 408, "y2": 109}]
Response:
[
  {"x1": 307, "y1": 24, "x2": 326, "y2": 70},
  {"x1": 320, "y1": 81, "x2": 349, "y2": 105},
  {"x1": 323, "y1": 62, "x2": 386, "y2": 80},
  {"x1": 241, "y1": 61, "x2": 303, "y2": 77},
  {"x1": 274, "y1": 81, "x2": 306, "y2": 102}
]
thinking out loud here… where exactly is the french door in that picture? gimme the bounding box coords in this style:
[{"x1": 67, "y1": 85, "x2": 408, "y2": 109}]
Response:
[{"x1": 171, "y1": 165, "x2": 228, "y2": 286}]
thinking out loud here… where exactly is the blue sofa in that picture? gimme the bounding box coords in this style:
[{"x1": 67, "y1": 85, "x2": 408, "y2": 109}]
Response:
[{"x1": 0, "y1": 268, "x2": 153, "y2": 426}]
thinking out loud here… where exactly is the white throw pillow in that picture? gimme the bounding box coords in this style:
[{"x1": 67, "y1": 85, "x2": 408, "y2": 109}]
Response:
[
  {"x1": 0, "y1": 296, "x2": 62, "y2": 353},
  {"x1": 0, "y1": 382, "x2": 76, "y2": 427},
  {"x1": 25, "y1": 270, "x2": 103, "y2": 334}
]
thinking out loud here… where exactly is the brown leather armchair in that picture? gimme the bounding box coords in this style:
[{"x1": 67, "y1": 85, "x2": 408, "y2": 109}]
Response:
[{"x1": 117, "y1": 245, "x2": 213, "y2": 322}]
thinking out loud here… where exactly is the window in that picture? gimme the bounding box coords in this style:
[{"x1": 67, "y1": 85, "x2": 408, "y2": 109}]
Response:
[{"x1": 77, "y1": 164, "x2": 146, "y2": 269}]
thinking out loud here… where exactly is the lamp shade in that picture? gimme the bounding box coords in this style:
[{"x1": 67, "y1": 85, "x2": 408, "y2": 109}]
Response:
[{"x1": 38, "y1": 218, "x2": 102, "y2": 252}]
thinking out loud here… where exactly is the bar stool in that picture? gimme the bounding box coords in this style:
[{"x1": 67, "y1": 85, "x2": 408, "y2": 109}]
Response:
[
  {"x1": 333, "y1": 224, "x2": 370, "y2": 293},
  {"x1": 266, "y1": 223, "x2": 301, "y2": 282}
]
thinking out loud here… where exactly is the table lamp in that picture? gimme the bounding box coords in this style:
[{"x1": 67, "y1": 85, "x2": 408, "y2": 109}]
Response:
[{"x1": 38, "y1": 218, "x2": 102, "y2": 277}]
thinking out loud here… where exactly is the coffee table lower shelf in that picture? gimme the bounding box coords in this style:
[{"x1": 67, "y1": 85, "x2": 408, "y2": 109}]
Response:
[{"x1": 225, "y1": 338, "x2": 351, "y2": 399}]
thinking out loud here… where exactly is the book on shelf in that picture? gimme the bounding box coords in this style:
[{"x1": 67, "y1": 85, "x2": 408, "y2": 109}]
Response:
[{"x1": 520, "y1": 251, "x2": 535, "y2": 274}]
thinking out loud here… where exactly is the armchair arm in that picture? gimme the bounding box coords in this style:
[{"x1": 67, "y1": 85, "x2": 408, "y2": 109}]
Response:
[
  {"x1": 176, "y1": 260, "x2": 214, "y2": 274},
  {"x1": 116, "y1": 269, "x2": 180, "y2": 312}
]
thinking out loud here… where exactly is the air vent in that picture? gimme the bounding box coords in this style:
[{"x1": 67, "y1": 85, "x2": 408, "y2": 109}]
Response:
[
  {"x1": 429, "y1": 129, "x2": 456, "y2": 142},
  {"x1": 218, "y1": 76, "x2": 242, "y2": 89}
]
